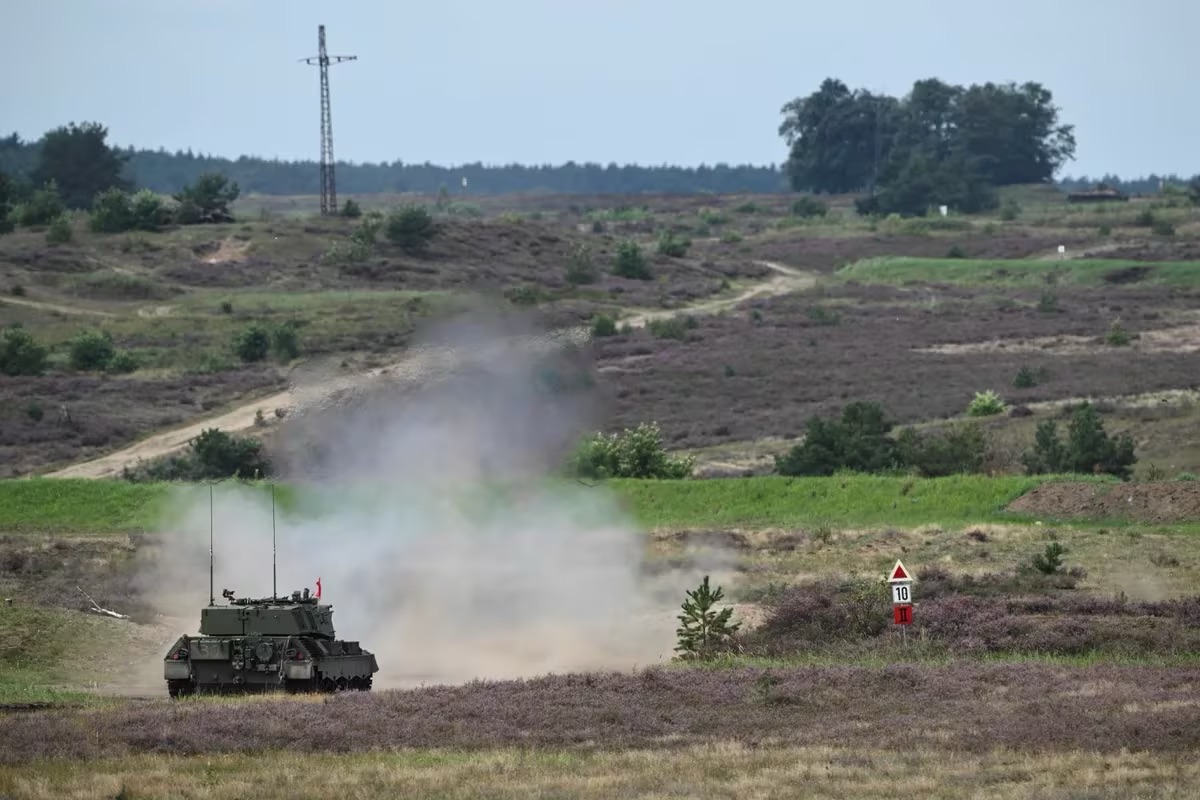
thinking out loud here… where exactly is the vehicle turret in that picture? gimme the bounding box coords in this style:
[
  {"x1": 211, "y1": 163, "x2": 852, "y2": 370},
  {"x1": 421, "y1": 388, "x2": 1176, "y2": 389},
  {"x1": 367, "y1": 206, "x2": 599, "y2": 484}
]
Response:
[{"x1": 198, "y1": 587, "x2": 337, "y2": 638}]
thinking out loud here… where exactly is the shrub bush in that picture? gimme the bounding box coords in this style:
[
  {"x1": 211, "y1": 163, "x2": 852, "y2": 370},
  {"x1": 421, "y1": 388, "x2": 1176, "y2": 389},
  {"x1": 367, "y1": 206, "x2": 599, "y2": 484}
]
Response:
[
  {"x1": 967, "y1": 390, "x2": 1006, "y2": 417},
  {"x1": 656, "y1": 230, "x2": 690, "y2": 257},
  {"x1": 1022, "y1": 402, "x2": 1137, "y2": 479},
  {"x1": 0, "y1": 326, "x2": 49, "y2": 376},
  {"x1": 613, "y1": 239, "x2": 651, "y2": 280},
  {"x1": 590, "y1": 314, "x2": 617, "y2": 337},
  {"x1": 45, "y1": 214, "x2": 72, "y2": 245},
  {"x1": 234, "y1": 324, "x2": 271, "y2": 362},
  {"x1": 89, "y1": 187, "x2": 134, "y2": 233},
  {"x1": 385, "y1": 204, "x2": 438, "y2": 253},
  {"x1": 270, "y1": 323, "x2": 300, "y2": 361},
  {"x1": 124, "y1": 428, "x2": 271, "y2": 481},
  {"x1": 68, "y1": 329, "x2": 116, "y2": 371},
  {"x1": 790, "y1": 196, "x2": 827, "y2": 218},
  {"x1": 569, "y1": 421, "x2": 694, "y2": 479},
  {"x1": 775, "y1": 401, "x2": 897, "y2": 477},
  {"x1": 894, "y1": 421, "x2": 989, "y2": 477},
  {"x1": 565, "y1": 243, "x2": 598, "y2": 285},
  {"x1": 16, "y1": 181, "x2": 65, "y2": 227}
]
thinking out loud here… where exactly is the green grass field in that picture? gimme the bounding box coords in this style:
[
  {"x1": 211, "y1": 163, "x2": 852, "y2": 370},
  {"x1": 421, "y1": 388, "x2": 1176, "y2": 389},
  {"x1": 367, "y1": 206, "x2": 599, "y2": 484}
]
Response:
[
  {"x1": 837, "y1": 256, "x2": 1200, "y2": 288},
  {"x1": 0, "y1": 473, "x2": 1134, "y2": 535}
]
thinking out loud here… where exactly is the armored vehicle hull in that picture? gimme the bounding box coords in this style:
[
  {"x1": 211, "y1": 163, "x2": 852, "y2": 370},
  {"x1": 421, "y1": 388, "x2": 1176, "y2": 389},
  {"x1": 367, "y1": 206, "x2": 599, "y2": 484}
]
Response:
[
  {"x1": 164, "y1": 633, "x2": 378, "y2": 696},
  {"x1": 164, "y1": 587, "x2": 379, "y2": 697}
]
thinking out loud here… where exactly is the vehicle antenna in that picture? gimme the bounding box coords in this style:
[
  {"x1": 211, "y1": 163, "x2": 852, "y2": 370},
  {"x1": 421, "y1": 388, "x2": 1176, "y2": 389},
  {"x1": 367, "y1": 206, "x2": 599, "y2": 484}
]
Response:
[
  {"x1": 271, "y1": 483, "x2": 277, "y2": 600},
  {"x1": 209, "y1": 483, "x2": 215, "y2": 606}
]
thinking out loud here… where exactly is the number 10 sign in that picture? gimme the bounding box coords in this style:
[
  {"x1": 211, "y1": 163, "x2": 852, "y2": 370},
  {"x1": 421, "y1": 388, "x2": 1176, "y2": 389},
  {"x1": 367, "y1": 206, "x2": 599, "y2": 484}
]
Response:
[{"x1": 887, "y1": 559, "x2": 914, "y2": 626}]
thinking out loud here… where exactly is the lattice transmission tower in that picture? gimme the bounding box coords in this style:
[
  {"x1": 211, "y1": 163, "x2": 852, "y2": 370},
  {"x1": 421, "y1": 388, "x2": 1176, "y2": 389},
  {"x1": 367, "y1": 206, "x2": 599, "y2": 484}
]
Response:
[{"x1": 301, "y1": 25, "x2": 357, "y2": 215}]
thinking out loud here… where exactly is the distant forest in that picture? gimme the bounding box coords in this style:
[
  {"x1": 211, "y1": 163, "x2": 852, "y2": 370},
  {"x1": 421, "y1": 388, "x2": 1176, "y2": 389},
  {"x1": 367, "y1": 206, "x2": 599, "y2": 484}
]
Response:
[
  {"x1": 0, "y1": 134, "x2": 786, "y2": 196},
  {"x1": 0, "y1": 129, "x2": 1192, "y2": 199}
]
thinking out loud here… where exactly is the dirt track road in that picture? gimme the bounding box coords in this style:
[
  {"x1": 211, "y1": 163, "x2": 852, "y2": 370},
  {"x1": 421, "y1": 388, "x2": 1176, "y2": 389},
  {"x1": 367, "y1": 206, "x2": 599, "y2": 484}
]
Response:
[
  {"x1": 621, "y1": 260, "x2": 815, "y2": 328},
  {"x1": 43, "y1": 262, "x2": 816, "y2": 479},
  {"x1": 0, "y1": 295, "x2": 117, "y2": 317}
]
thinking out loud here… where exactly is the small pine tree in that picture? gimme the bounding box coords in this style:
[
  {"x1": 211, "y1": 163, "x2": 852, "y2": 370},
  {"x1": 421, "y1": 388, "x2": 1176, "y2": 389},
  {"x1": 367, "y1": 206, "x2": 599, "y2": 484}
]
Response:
[
  {"x1": 675, "y1": 575, "x2": 741, "y2": 661},
  {"x1": 1033, "y1": 541, "x2": 1067, "y2": 574}
]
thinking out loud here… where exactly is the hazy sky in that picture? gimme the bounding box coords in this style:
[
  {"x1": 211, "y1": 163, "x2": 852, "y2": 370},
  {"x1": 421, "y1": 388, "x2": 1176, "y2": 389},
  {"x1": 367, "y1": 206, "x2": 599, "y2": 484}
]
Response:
[{"x1": 4, "y1": 1, "x2": 1195, "y2": 178}]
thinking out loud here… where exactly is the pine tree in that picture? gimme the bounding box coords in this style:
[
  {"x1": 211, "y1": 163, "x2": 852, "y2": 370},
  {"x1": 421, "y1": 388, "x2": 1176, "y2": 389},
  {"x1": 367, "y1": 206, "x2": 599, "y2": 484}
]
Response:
[{"x1": 675, "y1": 575, "x2": 741, "y2": 661}]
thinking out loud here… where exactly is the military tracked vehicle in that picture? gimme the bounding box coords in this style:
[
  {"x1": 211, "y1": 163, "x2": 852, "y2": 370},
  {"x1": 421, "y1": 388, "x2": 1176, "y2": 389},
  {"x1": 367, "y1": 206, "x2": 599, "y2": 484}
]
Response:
[
  {"x1": 163, "y1": 586, "x2": 379, "y2": 697},
  {"x1": 163, "y1": 485, "x2": 379, "y2": 697}
]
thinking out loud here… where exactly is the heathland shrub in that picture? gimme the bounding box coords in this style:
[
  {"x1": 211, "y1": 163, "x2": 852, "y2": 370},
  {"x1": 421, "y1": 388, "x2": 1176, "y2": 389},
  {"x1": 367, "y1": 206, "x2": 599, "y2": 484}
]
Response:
[
  {"x1": 656, "y1": 230, "x2": 690, "y2": 257},
  {"x1": 90, "y1": 187, "x2": 172, "y2": 233},
  {"x1": 173, "y1": 173, "x2": 239, "y2": 224},
  {"x1": 775, "y1": 401, "x2": 897, "y2": 476},
  {"x1": 613, "y1": 239, "x2": 651, "y2": 280},
  {"x1": 967, "y1": 390, "x2": 1006, "y2": 416},
  {"x1": 790, "y1": 196, "x2": 828, "y2": 218},
  {"x1": 743, "y1": 568, "x2": 1200, "y2": 658},
  {"x1": 123, "y1": 427, "x2": 270, "y2": 481},
  {"x1": 893, "y1": 421, "x2": 989, "y2": 477},
  {"x1": 1021, "y1": 402, "x2": 1136, "y2": 479},
  {"x1": 233, "y1": 324, "x2": 271, "y2": 362},
  {"x1": 15, "y1": 181, "x2": 65, "y2": 227},
  {"x1": 0, "y1": 325, "x2": 49, "y2": 376},
  {"x1": 590, "y1": 314, "x2": 618, "y2": 337},
  {"x1": 45, "y1": 214, "x2": 72, "y2": 245},
  {"x1": 752, "y1": 577, "x2": 892, "y2": 649},
  {"x1": 67, "y1": 329, "x2": 116, "y2": 371},
  {"x1": 1013, "y1": 365, "x2": 1049, "y2": 388},
  {"x1": 776, "y1": 401, "x2": 999, "y2": 478},
  {"x1": 270, "y1": 322, "x2": 301, "y2": 361},
  {"x1": 385, "y1": 204, "x2": 438, "y2": 253},
  {"x1": 569, "y1": 421, "x2": 694, "y2": 479},
  {"x1": 564, "y1": 242, "x2": 598, "y2": 285}
]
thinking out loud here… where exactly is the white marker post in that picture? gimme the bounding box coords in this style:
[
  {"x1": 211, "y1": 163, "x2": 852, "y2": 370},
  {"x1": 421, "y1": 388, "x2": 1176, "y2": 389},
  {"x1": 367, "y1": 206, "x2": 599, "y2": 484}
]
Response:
[{"x1": 887, "y1": 559, "x2": 914, "y2": 642}]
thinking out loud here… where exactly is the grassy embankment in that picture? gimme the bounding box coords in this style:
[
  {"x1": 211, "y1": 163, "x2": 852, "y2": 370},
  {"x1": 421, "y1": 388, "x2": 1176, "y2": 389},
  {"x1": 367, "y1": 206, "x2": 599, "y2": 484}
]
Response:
[
  {"x1": 837, "y1": 256, "x2": 1200, "y2": 288},
  {"x1": 0, "y1": 473, "x2": 1128, "y2": 535}
]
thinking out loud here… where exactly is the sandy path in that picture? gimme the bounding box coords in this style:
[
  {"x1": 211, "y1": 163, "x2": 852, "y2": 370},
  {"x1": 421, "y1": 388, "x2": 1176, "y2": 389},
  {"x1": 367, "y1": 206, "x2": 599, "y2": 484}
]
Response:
[
  {"x1": 621, "y1": 261, "x2": 815, "y2": 328},
  {"x1": 43, "y1": 262, "x2": 817, "y2": 479},
  {"x1": 0, "y1": 295, "x2": 117, "y2": 318}
]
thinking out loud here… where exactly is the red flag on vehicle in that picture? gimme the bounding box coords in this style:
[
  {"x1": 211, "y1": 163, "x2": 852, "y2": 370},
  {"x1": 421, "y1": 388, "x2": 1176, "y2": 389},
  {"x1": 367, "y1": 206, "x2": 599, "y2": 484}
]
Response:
[{"x1": 315, "y1": 577, "x2": 322, "y2": 599}]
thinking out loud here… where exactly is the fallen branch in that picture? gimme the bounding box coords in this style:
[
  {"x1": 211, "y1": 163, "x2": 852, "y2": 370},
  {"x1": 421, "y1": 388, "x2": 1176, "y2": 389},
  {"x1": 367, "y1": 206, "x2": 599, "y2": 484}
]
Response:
[{"x1": 76, "y1": 585, "x2": 130, "y2": 620}]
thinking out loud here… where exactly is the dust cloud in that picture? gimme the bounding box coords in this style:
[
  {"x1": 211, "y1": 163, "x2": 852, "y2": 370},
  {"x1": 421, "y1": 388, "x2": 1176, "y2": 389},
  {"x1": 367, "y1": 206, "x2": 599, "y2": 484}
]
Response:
[{"x1": 136, "y1": 307, "x2": 735, "y2": 688}]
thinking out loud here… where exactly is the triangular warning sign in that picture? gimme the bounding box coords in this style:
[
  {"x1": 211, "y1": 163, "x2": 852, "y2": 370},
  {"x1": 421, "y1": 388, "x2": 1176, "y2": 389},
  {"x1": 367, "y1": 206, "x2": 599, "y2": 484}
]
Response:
[{"x1": 888, "y1": 560, "x2": 911, "y2": 582}]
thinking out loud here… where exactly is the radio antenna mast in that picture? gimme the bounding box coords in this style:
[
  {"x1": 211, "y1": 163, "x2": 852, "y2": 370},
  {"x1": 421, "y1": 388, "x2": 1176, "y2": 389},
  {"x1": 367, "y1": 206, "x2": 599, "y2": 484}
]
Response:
[
  {"x1": 208, "y1": 483, "x2": 215, "y2": 606},
  {"x1": 300, "y1": 24, "x2": 357, "y2": 216},
  {"x1": 271, "y1": 484, "x2": 278, "y2": 600}
]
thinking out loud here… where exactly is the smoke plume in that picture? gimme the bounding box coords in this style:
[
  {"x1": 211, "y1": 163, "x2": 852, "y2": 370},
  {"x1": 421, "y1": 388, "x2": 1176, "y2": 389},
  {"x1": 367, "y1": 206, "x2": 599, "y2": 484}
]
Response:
[{"x1": 137, "y1": 307, "x2": 733, "y2": 688}]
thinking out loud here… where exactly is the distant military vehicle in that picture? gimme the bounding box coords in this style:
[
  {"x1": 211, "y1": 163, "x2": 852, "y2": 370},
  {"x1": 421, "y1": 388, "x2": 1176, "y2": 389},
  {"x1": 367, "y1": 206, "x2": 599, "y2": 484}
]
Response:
[
  {"x1": 163, "y1": 486, "x2": 379, "y2": 697},
  {"x1": 1067, "y1": 183, "x2": 1129, "y2": 203}
]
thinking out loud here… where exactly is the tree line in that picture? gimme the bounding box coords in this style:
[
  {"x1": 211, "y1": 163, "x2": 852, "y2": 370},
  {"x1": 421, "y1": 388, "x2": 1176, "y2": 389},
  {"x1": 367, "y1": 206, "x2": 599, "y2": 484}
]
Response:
[
  {"x1": 2, "y1": 82, "x2": 1196, "y2": 209},
  {"x1": 0, "y1": 130, "x2": 786, "y2": 197}
]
